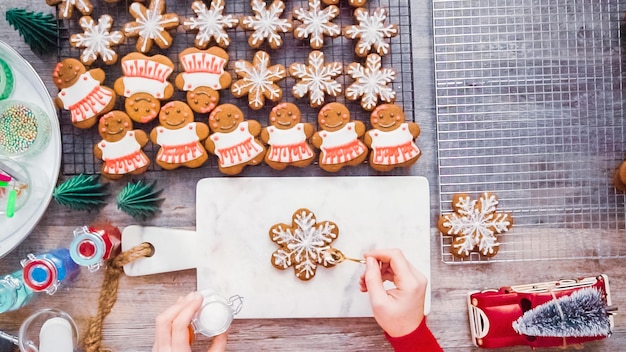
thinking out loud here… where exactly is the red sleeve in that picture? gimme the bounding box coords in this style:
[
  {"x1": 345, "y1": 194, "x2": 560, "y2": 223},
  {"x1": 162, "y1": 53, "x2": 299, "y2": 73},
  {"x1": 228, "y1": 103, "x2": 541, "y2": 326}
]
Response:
[{"x1": 384, "y1": 318, "x2": 443, "y2": 352}]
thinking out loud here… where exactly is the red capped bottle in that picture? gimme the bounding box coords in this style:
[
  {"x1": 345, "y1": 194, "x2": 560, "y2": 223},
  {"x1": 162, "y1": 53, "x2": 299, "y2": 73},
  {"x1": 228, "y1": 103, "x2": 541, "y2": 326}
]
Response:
[
  {"x1": 21, "y1": 248, "x2": 80, "y2": 295},
  {"x1": 69, "y1": 224, "x2": 122, "y2": 271}
]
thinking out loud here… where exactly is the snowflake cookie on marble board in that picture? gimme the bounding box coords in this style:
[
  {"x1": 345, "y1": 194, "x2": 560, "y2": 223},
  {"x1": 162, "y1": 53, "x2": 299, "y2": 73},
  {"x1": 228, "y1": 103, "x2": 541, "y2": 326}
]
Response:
[
  {"x1": 70, "y1": 15, "x2": 124, "y2": 65},
  {"x1": 343, "y1": 7, "x2": 398, "y2": 57},
  {"x1": 293, "y1": 0, "x2": 341, "y2": 49},
  {"x1": 183, "y1": 0, "x2": 239, "y2": 49},
  {"x1": 123, "y1": 0, "x2": 180, "y2": 53},
  {"x1": 289, "y1": 50, "x2": 342, "y2": 108},
  {"x1": 231, "y1": 50, "x2": 286, "y2": 110},
  {"x1": 270, "y1": 208, "x2": 339, "y2": 281},
  {"x1": 438, "y1": 193, "x2": 513, "y2": 259},
  {"x1": 346, "y1": 53, "x2": 396, "y2": 111},
  {"x1": 240, "y1": 0, "x2": 293, "y2": 49},
  {"x1": 46, "y1": 0, "x2": 92, "y2": 20}
]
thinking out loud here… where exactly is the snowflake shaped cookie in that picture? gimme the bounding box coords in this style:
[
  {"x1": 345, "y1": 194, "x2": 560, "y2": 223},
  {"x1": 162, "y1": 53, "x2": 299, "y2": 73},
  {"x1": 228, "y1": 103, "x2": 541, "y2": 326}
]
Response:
[
  {"x1": 240, "y1": 0, "x2": 293, "y2": 49},
  {"x1": 183, "y1": 0, "x2": 239, "y2": 49},
  {"x1": 343, "y1": 7, "x2": 398, "y2": 57},
  {"x1": 289, "y1": 51, "x2": 342, "y2": 108},
  {"x1": 270, "y1": 208, "x2": 339, "y2": 281},
  {"x1": 293, "y1": 0, "x2": 341, "y2": 49},
  {"x1": 231, "y1": 50, "x2": 286, "y2": 110},
  {"x1": 70, "y1": 15, "x2": 124, "y2": 65},
  {"x1": 346, "y1": 53, "x2": 396, "y2": 111},
  {"x1": 322, "y1": 0, "x2": 366, "y2": 7},
  {"x1": 46, "y1": 0, "x2": 92, "y2": 20},
  {"x1": 123, "y1": 0, "x2": 180, "y2": 53},
  {"x1": 438, "y1": 193, "x2": 513, "y2": 258}
]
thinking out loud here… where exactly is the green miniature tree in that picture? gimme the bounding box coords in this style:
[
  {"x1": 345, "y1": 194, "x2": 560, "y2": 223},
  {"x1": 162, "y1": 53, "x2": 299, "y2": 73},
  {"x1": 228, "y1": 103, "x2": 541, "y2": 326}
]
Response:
[
  {"x1": 117, "y1": 180, "x2": 164, "y2": 221},
  {"x1": 52, "y1": 174, "x2": 109, "y2": 211},
  {"x1": 5, "y1": 8, "x2": 58, "y2": 55},
  {"x1": 512, "y1": 288, "x2": 611, "y2": 337}
]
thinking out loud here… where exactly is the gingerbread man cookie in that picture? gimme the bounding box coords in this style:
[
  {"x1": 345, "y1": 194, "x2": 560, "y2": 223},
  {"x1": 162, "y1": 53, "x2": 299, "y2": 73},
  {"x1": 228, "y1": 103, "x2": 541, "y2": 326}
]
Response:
[
  {"x1": 205, "y1": 103, "x2": 266, "y2": 175},
  {"x1": 183, "y1": 0, "x2": 239, "y2": 49},
  {"x1": 261, "y1": 103, "x2": 315, "y2": 170},
  {"x1": 123, "y1": 0, "x2": 180, "y2": 53},
  {"x1": 175, "y1": 47, "x2": 231, "y2": 114},
  {"x1": 364, "y1": 104, "x2": 421, "y2": 172},
  {"x1": 94, "y1": 111, "x2": 150, "y2": 180},
  {"x1": 150, "y1": 101, "x2": 210, "y2": 170},
  {"x1": 46, "y1": 0, "x2": 92, "y2": 20},
  {"x1": 240, "y1": 0, "x2": 293, "y2": 49},
  {"x1": 311, "y1": 102, "x2": 368, "y2": 172},
  {"x1": 293, "y1": 0, "x2": 340, "y2": 49},
  {"x1": 70, "y1": 15, "x2": 125, "y2": 65},
  {"x1": 114, "y1": 53, "x2": 175, "y2": 124},
  {"x1": 53, "y1": 58, "x2": 116, "y2": 129},
  {"x1": 231, "y1": 51, "x2": 286, "y2": 110},
  {"x1": 343, "y1": 7, "x2": 398, "y2": 57}
]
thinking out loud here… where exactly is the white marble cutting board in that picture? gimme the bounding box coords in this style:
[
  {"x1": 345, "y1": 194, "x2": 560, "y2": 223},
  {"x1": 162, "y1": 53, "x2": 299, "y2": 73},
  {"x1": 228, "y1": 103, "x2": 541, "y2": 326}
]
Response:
[{"x1": 123, "y1": 176, "x2": 431, "y2": 319}]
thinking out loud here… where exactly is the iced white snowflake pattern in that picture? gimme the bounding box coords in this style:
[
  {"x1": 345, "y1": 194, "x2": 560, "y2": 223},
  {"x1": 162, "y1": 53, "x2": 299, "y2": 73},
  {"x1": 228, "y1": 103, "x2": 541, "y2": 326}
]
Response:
[
  {"x1": 183, "y1": 0, "x2": 239, "y2": 48},
  {"x1": 343, "y1": 7, "x2": 398, "y2": 57},
  {"x1": 289, "y1": 51, "x2": 342, "y2": 108},
  {"x1": 231, "y1": 51, "x2": 286, "y2": 110},
  {"x1": 123, "y1": 0, "x2": 180, "y2": 53},
  {"x1": 47, "y1": 0, "x2": 93, "y2": 20},
  {"x1": 241, "y1": 0, "x2": 293, "y2": 49},
  {"x1": 439, "y1": 193, "x2": 513, "y2": 257},
  {"x1": 270, "y1": 209, "x2": 339, "y2": 281},
  {"x1": 346, "y1": 53, "x2": 396, "y2": 111},
  {"x1": 293, "y1": 0, "x2": 341, "y2": 49},
  {"x1": 70, "y1": 15, "x2": 124, "y2": 65}
]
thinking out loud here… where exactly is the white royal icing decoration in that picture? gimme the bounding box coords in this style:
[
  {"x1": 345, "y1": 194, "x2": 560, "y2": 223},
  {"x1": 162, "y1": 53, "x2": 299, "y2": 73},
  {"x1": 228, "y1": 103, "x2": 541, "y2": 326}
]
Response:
[
  {"x1": 343, "y1": 7, "x2": 398, "y2": 56},
  {"x1": 319, "y1": 122, "x2": 366, "y2": 164},
  {"x1": 346, "y1": 54, "x2": 396, "y2": 111},
  {"x1": 100, "y1": 132, "x2": 149, "y2": 174},
  {"x1": 266, "y1": 123, "x2": 314, "y2": 163},
  {"x1": 155, "y1": 123, "x2": 205, "y2": 164},
  {"x1": 59, "y1": 73, "x2": 113, "y2": 123},
  {"x1": 58, "y1": 0, "x2": 92, "y2": 19},
  {"x1": 70, "y1": 15, "x2": 124, "y2": 64},
  {"x1": 293, "y1": 0, "x2": 340, "y2": 49},
  {"x1": 122, "y1": 77, "x2": 170, "y2": 98},
  {"x1": 368, "y1": 123, "x2": 420, "y2": 165},
  {"x1": 184, "y1": 0, "x2": 239, "y2": 48},
  {"x1": 290, "y1": 51, "x2": 342, "y2": 107},
  {"x1": 179, "y1": 51, "x2": 228, "y2": 91},
  {"x1": 241, "y1": 0, "x2": 292, "y2": 48},
  {"x1": 125, "y1": 0, "x2": 179, "y2": 53},
  {"x1": 270, "y1": 209, "x2": 338, "y2": 280},
  {"x1": 232, "y1": 51, "x2": 285, "y2": 110},
  {"x1": 210, "y1": 121, "x2": 264, "y2": 167}
]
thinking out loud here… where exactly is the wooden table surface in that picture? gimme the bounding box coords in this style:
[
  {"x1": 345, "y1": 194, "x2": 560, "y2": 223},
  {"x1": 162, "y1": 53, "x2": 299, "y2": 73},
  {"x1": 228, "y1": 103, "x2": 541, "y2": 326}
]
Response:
[{"x1": 0, "y1": 1, "x2": 624, "y2": 351}]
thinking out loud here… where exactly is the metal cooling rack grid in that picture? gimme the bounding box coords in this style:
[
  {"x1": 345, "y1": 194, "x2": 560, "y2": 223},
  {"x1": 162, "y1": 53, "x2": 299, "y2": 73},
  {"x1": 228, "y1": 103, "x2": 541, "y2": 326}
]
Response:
[
  {"x1": 56, "y1": 0, "x2": 416, "y2": 177},
  {"x1": 433, "y1": 0, "x2": 626, "y2": 263}
]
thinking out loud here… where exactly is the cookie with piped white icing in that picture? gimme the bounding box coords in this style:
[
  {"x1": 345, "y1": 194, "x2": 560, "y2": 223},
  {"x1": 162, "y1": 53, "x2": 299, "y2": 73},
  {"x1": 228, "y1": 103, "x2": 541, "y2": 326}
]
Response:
[
  {"x1": 240, "y1": 0, "x2": 293, "y2": 49},
  {"x1": 183, "y1": 0, "x2": 239, "y2": 49},
  {"x1": 70, "y1": 15, "x2": 124, "y2": 65},
  {"x1": 123, "y1": 0, "x2": 179, "y2": 53},
  {"x1": 343, "y1": 7, "x2": 398, "y2": 57}
]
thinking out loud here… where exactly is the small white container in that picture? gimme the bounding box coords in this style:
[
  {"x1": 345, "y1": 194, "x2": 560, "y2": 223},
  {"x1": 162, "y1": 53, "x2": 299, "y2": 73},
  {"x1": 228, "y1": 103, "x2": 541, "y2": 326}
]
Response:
[{"x1": 191, "y1": 290, "x2": 243, "y2": 337}]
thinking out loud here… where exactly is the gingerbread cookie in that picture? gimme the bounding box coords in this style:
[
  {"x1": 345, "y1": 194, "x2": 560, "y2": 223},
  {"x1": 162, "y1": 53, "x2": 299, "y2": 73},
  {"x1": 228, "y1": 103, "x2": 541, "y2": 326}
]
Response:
[
  {"x1": 289, "y1": 50, "x2": 342, "y2": 108},
  {"x1": 231, "y1": 51, "x2": 286, "y2": 110},
  {"x1": 240, "y1": 0, "x2": 293, "y2": 49},
  {"x1": 53, "y1": 58, "x2": 115, "y2": 129},
  {"x1": 270, "y1": 208, "x2": 339, "y2": 281},
  {"x1": 322, "y1": 0, "x2": 366, "y2": 7},
  {"x1": 123, "y1": 0, "x2": 180, "y2": 53},
  {"x1": 311, "y1": 102, "x2": 368, "y2": 172},
  {"x1": 94, "y1": 111, "x2": 150, "y2": 180},
  {"x1": 114, "y1": 53, "x2": 175, "y2": 123},
  {"x1": 205, "y1": 103, "x2": 266, "y2": 175},
  {"x1": 70, "y1": 15, "x2": 124, "y2": 65},
  {"x1": 364, "y1": 104, "x2": 421, "y2": 172},
  {"x1": 293, "y1": 0, "x2": 340, "y2": 49},
  {"x1": 346, "y1": 53, "x2": 396, "y2": 111},
  {"x1": 438, "y1": 193, "x2": 513, "y2": 258},
  {"x1": 614, "y1": 162, "x2": 626, "y2": 191},
  {"x1": 183, "y1": 0, "x2": 239, "y2": 49},
  {"x1": 150, "y1": 101, "x2": 209, "y2": 170},
  {"x1": 343, "y1": 7, "x2": 398, "y2": 57},
  {"x1": 175, "y1": 47, "x2": 231, "y2": 114},
  {"x1": 46, "y1": 0, "x2": 92, "y2": 19},
  {"x1": 260, "y1": 103, "x2": 315, "y2": 170}
]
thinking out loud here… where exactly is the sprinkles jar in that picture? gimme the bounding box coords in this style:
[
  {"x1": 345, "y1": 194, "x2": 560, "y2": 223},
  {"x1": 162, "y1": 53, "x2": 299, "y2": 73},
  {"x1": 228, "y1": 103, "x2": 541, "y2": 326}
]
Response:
[{"x1": 0, "y1": 100, "x2": 50, "y2": 157}]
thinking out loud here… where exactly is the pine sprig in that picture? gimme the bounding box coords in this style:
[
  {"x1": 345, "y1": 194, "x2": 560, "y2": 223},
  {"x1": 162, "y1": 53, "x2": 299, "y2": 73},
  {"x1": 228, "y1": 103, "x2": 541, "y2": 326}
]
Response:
[
  {"x1": 117, "y1": 180, "x2": 164, "y2": 221},
  {"x1": 52, "y1": 174, "x2": 110, "y2": 211},
  {"x1": 6, "y1": 8, "x2": 58, "y2": 55}
]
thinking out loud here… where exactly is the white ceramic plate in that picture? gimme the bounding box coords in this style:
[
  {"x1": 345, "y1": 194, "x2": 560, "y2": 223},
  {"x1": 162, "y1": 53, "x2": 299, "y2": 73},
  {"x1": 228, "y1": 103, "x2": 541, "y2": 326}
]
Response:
[{"x1": 0, "y1": 40, "x2": 61, "y2": 257}]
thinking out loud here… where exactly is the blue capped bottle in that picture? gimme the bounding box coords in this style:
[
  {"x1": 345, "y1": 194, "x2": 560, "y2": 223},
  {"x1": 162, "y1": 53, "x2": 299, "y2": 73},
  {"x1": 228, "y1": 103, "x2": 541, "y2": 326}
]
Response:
[
  {"x1": 21, "y1": 248, "x2": 80, "y2": 295},
  {"x1": 0, "y1": 270, "x2": 33, "y2": 313}
]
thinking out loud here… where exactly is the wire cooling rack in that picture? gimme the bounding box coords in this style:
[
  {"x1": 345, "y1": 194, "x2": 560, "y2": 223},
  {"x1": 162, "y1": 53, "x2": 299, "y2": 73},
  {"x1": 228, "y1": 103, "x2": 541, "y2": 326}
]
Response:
[
  {"x1": 433, "y1": 0, "x2": 626, "y2": 263},
  {"x1": 55, "y1": 0, "x2": 415, "y2": 177}
]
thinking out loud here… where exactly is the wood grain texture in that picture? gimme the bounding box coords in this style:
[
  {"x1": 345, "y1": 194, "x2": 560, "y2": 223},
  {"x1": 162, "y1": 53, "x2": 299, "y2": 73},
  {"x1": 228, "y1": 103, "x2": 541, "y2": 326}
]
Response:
[{"x1": 0, "y1": 1, "x2": 624, "y2": 351}]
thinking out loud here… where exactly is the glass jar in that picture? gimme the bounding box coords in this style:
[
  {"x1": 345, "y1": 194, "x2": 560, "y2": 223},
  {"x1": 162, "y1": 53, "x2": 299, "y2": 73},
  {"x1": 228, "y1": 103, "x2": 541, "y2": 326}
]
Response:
[{"x1": 191, "y1": 290, "x2": 243, "y2": 337}]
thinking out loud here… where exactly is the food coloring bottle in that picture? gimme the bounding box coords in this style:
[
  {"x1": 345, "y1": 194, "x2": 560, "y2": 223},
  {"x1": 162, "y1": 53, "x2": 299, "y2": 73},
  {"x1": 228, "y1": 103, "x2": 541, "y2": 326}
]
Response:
[
  {"x1": 21, "y1": 248, "x2": 80, "y2": 295},
  {"x1": 0, "y1": 270, "x2": 33, "y2": 313},
  {"x1": 69, "y1": 224, "x2": 122, "y2": 271}
]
